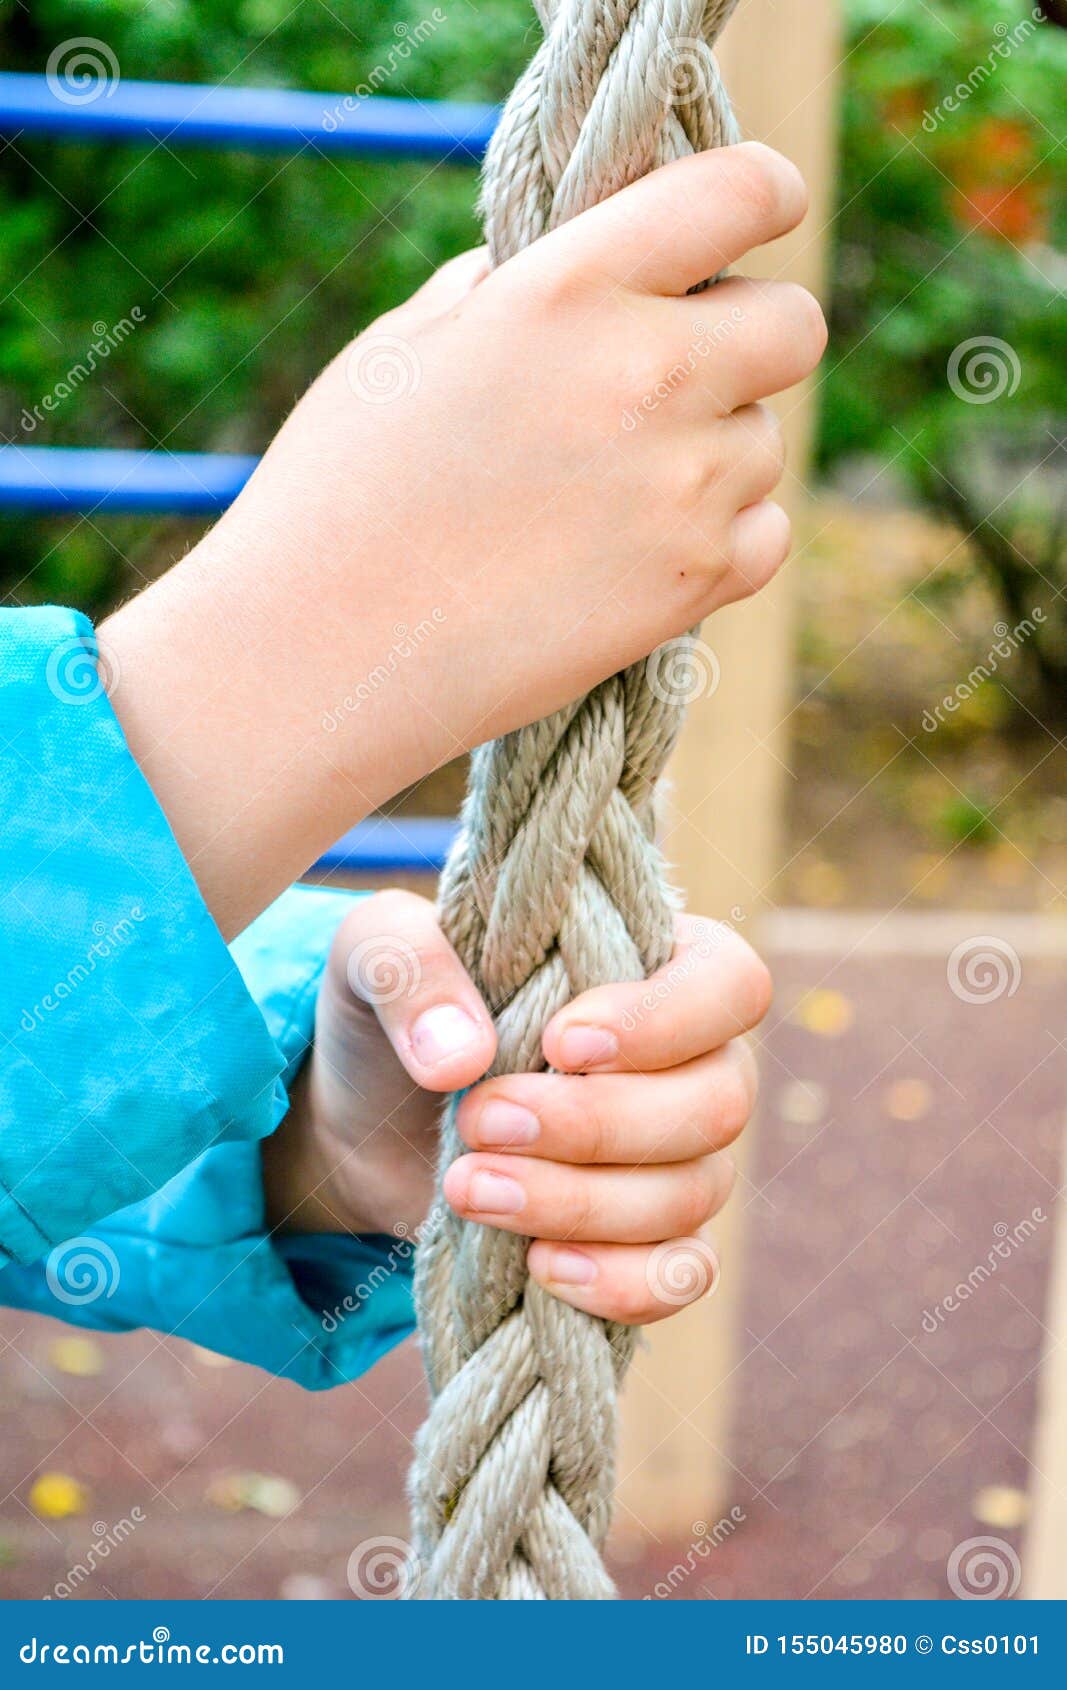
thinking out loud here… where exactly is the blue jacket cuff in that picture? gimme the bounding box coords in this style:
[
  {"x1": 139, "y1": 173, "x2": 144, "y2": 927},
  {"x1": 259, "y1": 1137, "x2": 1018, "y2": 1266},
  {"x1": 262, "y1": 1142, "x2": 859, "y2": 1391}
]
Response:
[
  {"x1": 0, "y1": 607, "x2": 286, "y2": 1264},
  {"x1": 0, "y1": 883, "x2": 415, "y2": 1389}
]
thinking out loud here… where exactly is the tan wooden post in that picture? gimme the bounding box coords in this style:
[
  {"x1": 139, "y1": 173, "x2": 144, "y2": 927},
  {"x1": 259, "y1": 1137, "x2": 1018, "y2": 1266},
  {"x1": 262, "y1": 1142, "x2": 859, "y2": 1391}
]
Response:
[
  {"x1": 615, "y1": 0, "x2": 843, "y2": 1542},
  {"x1": 1024, "y1": 1118, "x2": 1067, "y2": 1597}
]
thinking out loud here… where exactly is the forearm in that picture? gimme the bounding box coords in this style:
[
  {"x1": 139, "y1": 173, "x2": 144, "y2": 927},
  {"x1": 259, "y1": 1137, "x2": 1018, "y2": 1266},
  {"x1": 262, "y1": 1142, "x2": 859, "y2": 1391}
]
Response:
[{"x1": 102, "y1": 496, "x2": 446, "y2": 939}]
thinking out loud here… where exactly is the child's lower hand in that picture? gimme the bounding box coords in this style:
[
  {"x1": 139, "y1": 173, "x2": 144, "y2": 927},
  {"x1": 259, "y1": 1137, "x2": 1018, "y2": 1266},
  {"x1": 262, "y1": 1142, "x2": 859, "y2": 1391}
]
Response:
[
  {"x1": 262, "y1": 890, "x2": 770, "y2": 1325},
  {"x1": 104, "y1": 142, "x2": 825, "y2": 939}
]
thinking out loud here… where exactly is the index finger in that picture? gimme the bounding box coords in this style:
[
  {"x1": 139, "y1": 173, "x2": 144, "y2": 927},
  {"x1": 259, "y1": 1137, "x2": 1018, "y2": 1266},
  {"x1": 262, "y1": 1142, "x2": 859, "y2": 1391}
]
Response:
[
  {"x1": 542, "y1": 142, "x2": 808, "y2": 298},
  {"x1": 542, "y1": 916, "x2": 772, "y2": 1073}
]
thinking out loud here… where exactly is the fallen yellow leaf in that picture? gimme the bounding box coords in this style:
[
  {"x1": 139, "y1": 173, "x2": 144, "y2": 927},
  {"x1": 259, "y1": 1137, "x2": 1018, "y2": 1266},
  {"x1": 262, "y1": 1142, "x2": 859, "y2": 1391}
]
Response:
[
  {"x1": 884, "y1": 1079, "x2": 932, "y2": 1122},
  {"x1": 29, "y1": 1472, "x2": 88, "y2": 1520},
  {"x1": 205, "y1": 1472, "x2": 300, "y2": 1518},
  {"x1": 794, "y1": 989, "x2": 854, "y2": 1038},
  {"x1": 973, "y1": 1485, "x2": 1029, "y2": 1530}
]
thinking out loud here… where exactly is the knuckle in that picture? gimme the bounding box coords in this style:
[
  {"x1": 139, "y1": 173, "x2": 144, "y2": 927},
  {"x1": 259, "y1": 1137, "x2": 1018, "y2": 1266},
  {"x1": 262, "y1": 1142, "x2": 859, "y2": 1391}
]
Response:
[
  {"x1": 730, "y1": 142, "x2": 807, "y2": 230},
  {"x1": 737, "y1": 946, "x2": 774, "y2": 1027},
  {"x1": 716, "y1": 930, "x2": 773, "y2": 1026},
  {"x1": 545, "y1": 1077, "x2": 604, "y2": 1161},
  {"x1": 755, "y1": 405, "x2": 787, "y2": 481},
  {"x1": 674, "y1": 1162, "x2": 718, "y2": 1233},
  {"x1": 603, "y1": 1275, "x2": 654, "y2": 1325},
  {"x1": 717, "y1": 1057, "x2": 755, "y2": 1143},
  {"x1": 523, "y1": 243, "x2": 594, "y2": 316},
  {"x1": 787, "y1": 283, "x2": 829, "y2": 367},
  {"x1": 669, "y1": 448, "x2": 713, "y2": 512},
  {"x1": 728, "y1": 144, "x2": 781, "y2": 227},
  {"x1": 734, "y1": 1038, "x2": 761, "y2": 1112},
  {"x1": 750, "y1": 505, "x2": 793, "y2": 590},
  {"x1": 560, "y1": 1176, "x2": 598, "y2": 1240}
]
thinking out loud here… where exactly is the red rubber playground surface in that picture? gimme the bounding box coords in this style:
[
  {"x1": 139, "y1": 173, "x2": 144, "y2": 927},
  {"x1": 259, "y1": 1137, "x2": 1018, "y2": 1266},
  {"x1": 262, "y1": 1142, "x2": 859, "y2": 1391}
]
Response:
[{"x1": 1, "y1": 931, "x2": 1063, "y2": 1601}]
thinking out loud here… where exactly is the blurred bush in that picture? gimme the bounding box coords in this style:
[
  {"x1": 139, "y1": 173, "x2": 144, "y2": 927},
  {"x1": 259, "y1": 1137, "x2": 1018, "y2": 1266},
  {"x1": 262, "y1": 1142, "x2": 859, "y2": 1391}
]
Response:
[
  {"x1": 3, "y1": 0, "x2": 1064, "y2": 688},
  {"x1": 0, "y1": 0, "x2": 531, "y2": 611},
  {"x1": 826, "y1": 0, "x2": 1066, "y2": 713}
]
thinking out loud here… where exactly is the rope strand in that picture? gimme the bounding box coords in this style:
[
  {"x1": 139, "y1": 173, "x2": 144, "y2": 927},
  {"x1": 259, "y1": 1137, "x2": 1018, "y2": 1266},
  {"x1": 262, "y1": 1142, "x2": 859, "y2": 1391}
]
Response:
[{"x1": 410, "y1": 0, "x2": 740, "y2": 1600}]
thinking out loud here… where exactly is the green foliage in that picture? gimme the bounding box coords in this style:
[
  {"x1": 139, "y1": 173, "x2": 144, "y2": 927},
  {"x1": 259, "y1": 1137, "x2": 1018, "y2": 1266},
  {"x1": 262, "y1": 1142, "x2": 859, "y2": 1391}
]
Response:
[
  {"x1": 936, "y1": 794, "x2": 998, "y2": 847},
  {"x1": 0, "y1": 0, "x2": 531, "y2": 609},
  {"x1": 825, "y1": 0, "x2": 1067, "y2": 714},
  {"x1": 3, "y1": 1, "x2": 1063, "y2": 627},
  {"x1": 825, "y1": 0, "x2": 1066, "y2": 469}
]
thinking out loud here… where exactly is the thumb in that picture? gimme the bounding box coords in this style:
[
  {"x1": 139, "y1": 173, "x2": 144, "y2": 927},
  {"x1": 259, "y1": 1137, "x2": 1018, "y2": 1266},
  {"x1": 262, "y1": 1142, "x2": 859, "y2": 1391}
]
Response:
[{"x1": 335, "y1": 889, "x2": 497, "y2": 1092}]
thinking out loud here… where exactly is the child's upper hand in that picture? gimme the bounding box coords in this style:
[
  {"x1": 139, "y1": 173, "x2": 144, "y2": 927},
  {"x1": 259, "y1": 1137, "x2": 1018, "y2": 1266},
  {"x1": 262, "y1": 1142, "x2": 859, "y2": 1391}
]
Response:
[
  {"x1": 263, "y1": 890, "x2": 770, "y2": 1326},
  {"x1": 226, "y1": 141, "x2": 826, "y2": 775},
  {"x1": 104, "y1": 143, "x2": 826, "y2": 940}
]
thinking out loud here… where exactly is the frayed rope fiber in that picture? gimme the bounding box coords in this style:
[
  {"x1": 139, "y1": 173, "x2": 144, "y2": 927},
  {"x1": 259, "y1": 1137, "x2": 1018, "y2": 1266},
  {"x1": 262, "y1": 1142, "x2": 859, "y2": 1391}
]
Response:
[{"x1": 410, "y1": 0, "x2": 741, "y2": 1600}]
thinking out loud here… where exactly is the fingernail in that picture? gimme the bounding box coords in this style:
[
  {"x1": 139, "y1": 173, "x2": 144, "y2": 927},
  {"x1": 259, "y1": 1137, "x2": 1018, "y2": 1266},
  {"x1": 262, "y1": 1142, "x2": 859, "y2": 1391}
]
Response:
[
  {"x1": 476, "y1": 1100, "x2": 540, "y2": 1147},
  {"x1": 467, "y1": 1170, "x2": 526, "y2": 1215},
  {"x1": 411, "y1": 1003, "x2": 481, "y2": 1068},
  {"x1": 556, "y1": 1026, "x2": 618, "y2": 1070},
  {"x1": 546, "y1": 1248, "x2": 597, "y2": 1286}
]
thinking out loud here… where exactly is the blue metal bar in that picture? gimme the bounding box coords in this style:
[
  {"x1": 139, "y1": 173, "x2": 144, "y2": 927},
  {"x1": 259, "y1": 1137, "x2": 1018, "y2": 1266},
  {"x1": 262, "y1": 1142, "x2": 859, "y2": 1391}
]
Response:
[
  {"x1": 0, "y1": 446, "x2": 257, "y2": 514},
  {"x1": 0, "y1": 72, "x2": 496, "y2": 161},
  {"x1": 312, "y1": 816, "x2": 456, "y2": 876}
]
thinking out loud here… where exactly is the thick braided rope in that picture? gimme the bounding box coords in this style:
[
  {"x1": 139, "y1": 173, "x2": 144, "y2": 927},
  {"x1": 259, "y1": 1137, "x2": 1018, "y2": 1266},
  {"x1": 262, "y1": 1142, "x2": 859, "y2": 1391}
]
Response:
[{"x1": 410, "y1": 0, "x2": 741, "y2": 1601}]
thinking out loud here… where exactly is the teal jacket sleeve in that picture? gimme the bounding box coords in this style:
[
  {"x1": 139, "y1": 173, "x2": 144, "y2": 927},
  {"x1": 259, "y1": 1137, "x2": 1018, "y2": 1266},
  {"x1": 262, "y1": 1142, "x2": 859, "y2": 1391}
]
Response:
[
  {"x1": 0, "y1": 606, "x2": 286, "y2": 1263},
  {"x1": 0, "y1": 885, "x2": 416, "y2": 1390}
]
